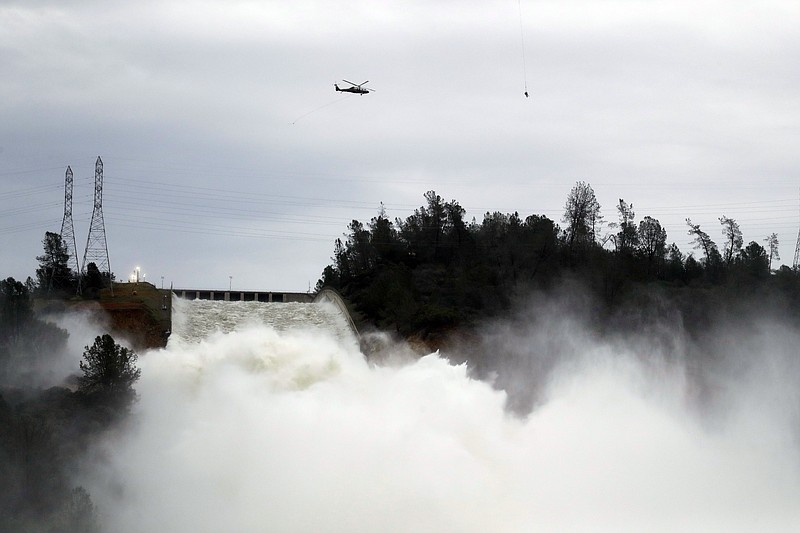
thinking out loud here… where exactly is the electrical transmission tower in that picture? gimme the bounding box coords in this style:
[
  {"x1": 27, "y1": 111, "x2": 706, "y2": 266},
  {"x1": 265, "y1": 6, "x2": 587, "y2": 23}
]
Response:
[
  {"x1": 59, "y1": 166, "x2": 81, "y2": 275},
  {"x1": 794, "y1": 188, "x2": 800, "y2": 271},
  {"x1": 82, "y1": 156, "x2": 112, "y2": 283}
]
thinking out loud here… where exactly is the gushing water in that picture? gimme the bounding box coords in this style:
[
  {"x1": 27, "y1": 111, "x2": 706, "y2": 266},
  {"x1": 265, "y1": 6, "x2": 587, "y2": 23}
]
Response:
[
  {"x1": 169, "y1": 298, "x2": 357, "y2": 344},
  {"x1": 82, "y1": 299, "x2": 800, "y2": 532}
]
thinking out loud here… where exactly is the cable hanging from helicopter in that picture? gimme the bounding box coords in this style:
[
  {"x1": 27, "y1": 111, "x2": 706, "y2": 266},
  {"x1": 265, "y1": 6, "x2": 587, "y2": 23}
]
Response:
[
  {"x1": 289, "y1": 80, "x2": 374, "y2": 125},
  {"x1": 290, "y1": 95, "x2": 350, "y2": 125},
  {"x1": 518, "y1": 0, "x2": 530, "y2": 97}
]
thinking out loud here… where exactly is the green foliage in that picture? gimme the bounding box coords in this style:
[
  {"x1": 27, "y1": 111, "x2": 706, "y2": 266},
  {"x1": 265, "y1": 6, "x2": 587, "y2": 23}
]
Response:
[
  {"x1": 737, "y1": 241, "x2": 769, "y2": 278},
  {"x1": 82, "y1": 262, "x2": 105, "y2": 297},
  {"x1": 686, "y1": 218, "x2": 718, "y2": 264},
  {"x1": 35, "y1": 231, "x2": 75, "y2": 296},
  {"x1": 320, "y1": 192, "x2": 564, "y2": 338},
  {"x1": 686, "y1": 218, "x2": 724, "y2": 283},
  {"x1": 0, "y1": 242, "x2": 142, "y2": 531},
  {"x1": 318, "y1": 187, "x2": 800, "y2": 340},
  {"x1": 637, "y1": 216, "x2": 667, "y2": 277},
  {"x1": 0, "y1": 277, "x2": 33, "y2": 355},
  {"x1": 610, "y1": 199, "x2": 638, "y2": 254},
  {"x1": 1, "y1": 277, "x2": 69, "y2": 387},
  {"x1": 0, "y1": 389, "x2": 104, "y2": 532},
  {"x1": 58, "y1": 486, "x2": 100, "y2": 533},
  {"x1": 562, "y1": 181, "x2": 602, "y2": 253},
  {"x1": 0, "y1": 289, "x2": 136, "y2": 529},
  {"x1": 79, "y1": 334, "x2": 141, "y2": 409},
  {"x1": 663, "y1": 243, "x2": 685, "y2": 280},
  {"x1": 764, "y1": 232, "x2": 780, "y2": 271},
  {"x1": 395, "y1": 190, "x2": 470, "y2": 265},
  {"x1": 719, "y1": 216, "x2": 743, "y2": 265}
]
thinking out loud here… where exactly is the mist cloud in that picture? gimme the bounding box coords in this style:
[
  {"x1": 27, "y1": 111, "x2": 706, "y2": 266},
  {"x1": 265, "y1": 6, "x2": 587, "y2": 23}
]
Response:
[{"x1": 76, "y1": 297, "x2": 800, "y2": 532}]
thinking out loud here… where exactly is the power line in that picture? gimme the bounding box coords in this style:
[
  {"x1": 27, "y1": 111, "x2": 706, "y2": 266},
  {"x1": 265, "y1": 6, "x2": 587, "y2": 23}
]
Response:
[{"x1": 3, "y1": 161, "x2": 799, "y2": 264}]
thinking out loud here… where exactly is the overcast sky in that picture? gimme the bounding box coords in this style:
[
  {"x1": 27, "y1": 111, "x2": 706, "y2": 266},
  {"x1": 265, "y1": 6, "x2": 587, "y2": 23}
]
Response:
[{"x1": 2, "y1": 0, "x2": 799, "y2": 291}]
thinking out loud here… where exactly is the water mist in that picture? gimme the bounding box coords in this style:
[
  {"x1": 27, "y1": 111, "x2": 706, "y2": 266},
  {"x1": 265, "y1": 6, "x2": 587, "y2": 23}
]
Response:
[{"x1": 76, "y1": 299, "x2": 800, "y2": 532}]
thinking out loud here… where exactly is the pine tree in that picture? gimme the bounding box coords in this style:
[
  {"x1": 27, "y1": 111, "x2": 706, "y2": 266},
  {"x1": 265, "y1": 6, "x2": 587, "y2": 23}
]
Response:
[{"x1": 78, "y1": 334, "x2": 141, "y2": 408}]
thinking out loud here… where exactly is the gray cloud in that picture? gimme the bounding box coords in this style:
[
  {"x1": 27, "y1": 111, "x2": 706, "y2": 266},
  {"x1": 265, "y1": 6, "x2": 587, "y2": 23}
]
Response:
[{"x1": 2, "y1": 0, "x2": 799, "y2": 289}]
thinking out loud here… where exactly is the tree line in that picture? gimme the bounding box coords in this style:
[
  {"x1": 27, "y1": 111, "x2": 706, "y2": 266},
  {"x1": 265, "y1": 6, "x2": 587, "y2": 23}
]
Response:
[
  {"x1": 30, "y1": 231, "x2": 113, "y2": 300},
  {"x1": 1, "y1": 240, "x2": 138, "y2": 531},
  {"x1": 317, "y1": 183, "x2": 800, "y2": 340}
]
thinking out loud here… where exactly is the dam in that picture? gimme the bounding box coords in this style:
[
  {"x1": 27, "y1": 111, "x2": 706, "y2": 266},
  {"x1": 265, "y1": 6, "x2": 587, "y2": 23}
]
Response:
[
  {"x1": 92, "y1": 282, "x2": 355, "y2": 350},
  {"x1": 172, "y1": 288, "x2": 313, "y2": 303},
  {"x1": 170, "y1": 297, "x2": 358, "y2": 346}
]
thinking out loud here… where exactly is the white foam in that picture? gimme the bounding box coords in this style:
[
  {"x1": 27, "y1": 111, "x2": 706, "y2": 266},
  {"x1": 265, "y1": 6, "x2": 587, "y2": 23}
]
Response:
[{"x1": 81, "y1": 300, "x2": 800, "y2": 532}]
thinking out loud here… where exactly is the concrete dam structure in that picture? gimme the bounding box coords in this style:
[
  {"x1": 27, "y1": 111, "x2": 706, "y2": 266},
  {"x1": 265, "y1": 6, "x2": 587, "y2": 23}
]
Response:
[
  {"x1": 98, "y1": 283, "x2": 359, "y2": 350},
  {"x1": 173, "y1": 288, "x2": 313, "y2": 303}
]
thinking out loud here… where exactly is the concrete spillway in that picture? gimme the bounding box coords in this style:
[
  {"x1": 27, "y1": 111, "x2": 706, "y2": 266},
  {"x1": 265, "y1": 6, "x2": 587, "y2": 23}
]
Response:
[{"x1": 170, "y1": 297, "x2": 358, "y2": 346}]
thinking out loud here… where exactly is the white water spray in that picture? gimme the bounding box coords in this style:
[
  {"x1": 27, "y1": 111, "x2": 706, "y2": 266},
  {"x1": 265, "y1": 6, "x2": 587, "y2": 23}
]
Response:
[{"x1": 81, "y1": 299, "x2": 800, "y2": 532}]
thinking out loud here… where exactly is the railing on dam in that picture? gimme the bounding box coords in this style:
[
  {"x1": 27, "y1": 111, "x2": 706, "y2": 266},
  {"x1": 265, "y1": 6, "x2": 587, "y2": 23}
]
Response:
[{"x1": 173, "y1": 289, "x2": 313, "y2": 303}]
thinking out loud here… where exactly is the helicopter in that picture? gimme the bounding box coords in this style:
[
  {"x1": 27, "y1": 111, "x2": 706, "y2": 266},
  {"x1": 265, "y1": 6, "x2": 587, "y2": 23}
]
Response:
[{"x1": 334, "y1": 80, "x2": 374, "y2": 95}]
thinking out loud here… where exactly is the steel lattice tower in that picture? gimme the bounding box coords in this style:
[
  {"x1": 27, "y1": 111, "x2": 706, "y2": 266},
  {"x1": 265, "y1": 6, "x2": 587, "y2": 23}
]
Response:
[
  {"x1": 82, "y1": 156, "x2": 112, "y2": 278},
  {"x1": 794, "y1": 188, "x2": 800, "y2": 270},
  {"x1": 795, "y1": 233, "x2": 800, "y2": 270},
  {"x1": 59, "y1": 166, "x2": 81, "y2": 275}
]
